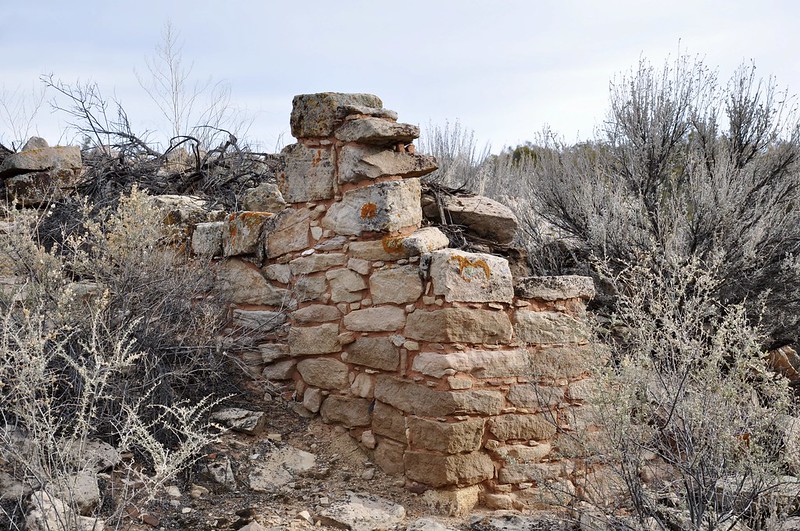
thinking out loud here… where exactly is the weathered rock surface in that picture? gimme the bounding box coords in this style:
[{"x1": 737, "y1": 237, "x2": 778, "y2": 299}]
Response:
[
  {"x1": 404, "y1": 451, "x2": 494, "y2": 487},
  {"x1": 369, "y1": 265, "x2": 423, "y2": 304},
  {"x1": 338, "y1": 144, "x2": 436, "y2": 183},
  {"x1": 320, "y1": 395, "x2": 372, "y2": 426},
  {"x1": 374, "y1": 376, "x2": 504, "y2": 417},
  {"x1": 405, "y1": 308, "x2": 513, "y2": 344},
  {"x1": 322, "y1": 178, "x2": 422, "y2": 236},
  {"x1": 231, "y1": 309, "x2": 287, "y2": 331},
  {"x1": 223, "y1": 212, "x2": 274, "y2": 257},
  {"x1": 407, "y1": 417, "x2": 485, "y2": 454},
  {"x1": 291, "y1": 93, "x2": 385, "y2": 138},
  {"x1": 317, "y1": 491, "x2": 406, "y2": 531},
  {"x1": 343, "y1": 306, "x2": 407, "y2": 332},
  {"x1": 279, "y1": 143, "x2": 335, "y2": 202},
  {"x1": 515, "y1": 275, "x2": 595, "y2": 301},
  {"x1": 412, "y1": 349, "x2": 531, "y2": 379},
  {"x1": 210, "y1": 408, "x2": 267, "y2": 435},
  {"x1": 265, "y1": 207, "x2": 312, "y2": 258},
  {"x1": 425, "y1": 249, "x2": 514, "y2": 303},
  {"x1": 289, "y1": 323, "x2": 341, "y2": 355},
  {"x1": 335, "y1": 117, "x2": 419, "y2": 146},
  {"x1": 342, "y1": 336, "x2": 400, "y2": 371},
  {"x1": 423, "y1": 194, "x2": 518, "y2": 246},
  {"x1": 0, "y1": 145, "x2": 81, "y2": 177},
  {"x1": 487, "y1": 414, "x2": 557, "y2": 442},
  {"x1": 241, "y1": 182, "x2": 286, "y2": 213},
  {"x1": 216, "y1": 259, "x2": 288, "y2": 305},
  {"x1": 26, "y1": 490, "x2": 104, "y2": 531},
  {"x1": 248, "y1": 447, "x2": 316, "y2": 492},
  {"x1": 514, "y1": 310, "x2": 590, "y2": 345},
  {"x1": 192, "y1": 221, "x2": 223, "y2": 256},
  {"x1": 297, "y1": 357, "x2": 350, "y2": 389}
]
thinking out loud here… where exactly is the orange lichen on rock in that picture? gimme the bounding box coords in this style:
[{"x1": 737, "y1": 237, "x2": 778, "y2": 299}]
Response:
[
  {"x1": 448, "y1": 255, "x2": 491, "y2": 282},
  {"x1": 360, "y1": 202, "x2": 378, "y2": 219},
  {"x1": 382, "y1": 235, "x2": 406, "y2": 254}
]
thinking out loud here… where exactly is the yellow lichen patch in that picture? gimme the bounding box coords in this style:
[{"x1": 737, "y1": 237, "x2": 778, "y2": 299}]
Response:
[
  {"x1": 360, "y1": 202, "x2": 378, "y2": 219},
  {"x1": 449, "y1": 255, "x2": 491, "y2": 283},
  {"x1": 382, "y1": 235, "x2": 406, "y2": 254}
]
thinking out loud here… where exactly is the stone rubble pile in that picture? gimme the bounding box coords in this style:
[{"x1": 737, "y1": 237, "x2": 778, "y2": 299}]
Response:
[{"x1": 193, "y1": 92, "x2": 600, "y2": 513}]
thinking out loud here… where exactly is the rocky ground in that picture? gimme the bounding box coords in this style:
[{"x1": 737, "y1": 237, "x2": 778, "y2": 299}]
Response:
[{"x1": 120, "y1": 390, "x2": 577, "y2": 531}]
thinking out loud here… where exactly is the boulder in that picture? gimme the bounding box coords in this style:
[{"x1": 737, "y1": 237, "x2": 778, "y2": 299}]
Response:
[
  {"x1": 0, "y1": 145, "x2": 81, "y2": 178},
  {"x1": 423, "y1": 194, "x2": 518, "y2": 246}
]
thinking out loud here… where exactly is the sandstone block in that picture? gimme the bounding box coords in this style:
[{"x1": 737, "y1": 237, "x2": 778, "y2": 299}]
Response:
[
  {"x1": 515, "y1": 275, "x2": 596, "y2": 301},
  {"x1": 407, "y1": 417, "x2": 485, "y2": 454},
  {"x1": 326, "y1": 268, "x2": 367, "y2": 303},
  {"x1": 4, "y1": 169, "x2": 81, "y2": 206},
  {"x1": 528, "y1": 344, "x2": 594, "y2": 380},
  {"x1": 279, "y1": 143, "x2": 335, "y2": 202},
  {"x1": 232, "y1": 309, "x2": 286, "y2": 331},
  {"x1": 262, "y1": 359, "x2": 296, "y2": 380},
  {"x1": 265, "y1": 208, "x2": 311, "y2": 258},
  {"x1": 293, "y1": 275, "x2": 328, "y2": 302},
  {"x1": 335, "y1": 117, "x2": 419, "y2": 146},
  {"x1": 497, "y1": 460, "x2": 574, "y2": 485},
  {"x1": 350, "y1": 373, "x2": 375, "y2": 398},
  {"x1": 404, "y1": 308, "x2": 512, "y2": 344},
  {"x1": 488, "y1": 443, "x2": 552, "y2": 465},
  {"x1": 404, "y1": 451, "x2": 493, "y2": 487},
  {"x1": 259, "y1": 343, "x2": 289, "y2": 363},
  {"x1": 374, "y1": 376, "x2": 504, "y2": 416},
  {"x1": 191, "y1": 221, "x2": 223, "y2": 257},
  {"x1": 297, "y1": 358, "x2": 350, "y2": 390},
  {"x1": 288, "y1": 323, "x2": 341, "y2": 355},
  {"x1": 422, "y1": 194, "x2": 518, "y2": 246},
  {"x1": 303, "y1": 387, "x2": 324, "y2": 413},
  {"x1": 291, "y1": 304, "x2": 341, "y2": 323},
  {"x1": 369, "y1": 266, "x2": 423, "y2": 305},
  {"x1": 347, "y1": 227, "x2": 449, "y2": 261},
  {"x1": 152, "y1": 195, "x2": 210, "y2": 226},
  {"x1": 411, "y1": 349, "x2": 531, "y2": 379},
  {"x1": 222, "y1": 212, "x2": 274, "y2": 257},
  {"x1": 338, "y1": 144, "x2": 437, "y2": 183},
  {"x1": 372, "y1": 401, "x2": 407, "y2": 442},
  {"x1": 0, "y1": 145, "x2": 81, "y2": 177},
  {"x1": 342, "y1": 336, "x2": 400, "y2": 371},
  {"x1": 422, "y1": 485, "x2": 482, "y2": 517},
  {"x1": 264, "y1": 263, "x2": 291, "y2": 284},
  {"x1": 322, "y1": 179, "x2": 421, "y2": 236},
  {"x1": 216, "y1": 259, "x2": 288, "y2": 306},
  {"x1": 506, "y1": 384, "x2": 564, "y2": 409},
  {"x1": 487, "y1": 414, "x2": 556, "y2": 442},
  {"x1": 343, "y1": 306, "x2": 406, "y2": 332},
  {"x1": 320, "y1": 395, "x2": 372, "y2": 426},
  {"x1": 424, "y1": 249, "x2": 513, "y2": 303},
  {"x1": 514, "y1": 310, "x2": 589, "y2": 345},
  {"x1": 242, "y1": 182, "x2": 287, "y2": 212},
  {"x1": 290, "y1": 93, "x2": 384, "y2": 138},
  {"x1": 289, "y1": 252, "x2": 347, "y2": 275},
  {"x1": 373, "y1": 438, "x2": 406, "y2": 475}
]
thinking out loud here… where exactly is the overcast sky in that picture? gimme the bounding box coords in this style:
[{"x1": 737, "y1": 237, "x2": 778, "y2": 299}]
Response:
[{"x1": 2, "y1": 1, "x2": 800, "y2": 153}]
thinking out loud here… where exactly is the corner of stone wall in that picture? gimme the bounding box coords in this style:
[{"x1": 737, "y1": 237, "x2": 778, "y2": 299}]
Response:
[{"x1": 199, "y1": 92, "x2": 601, "y2": 514}]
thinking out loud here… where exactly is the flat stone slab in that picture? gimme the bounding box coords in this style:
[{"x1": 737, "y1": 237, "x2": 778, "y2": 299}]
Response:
[
  {"x1": 334, "y1": 117, "x2": 419, "y2": 146},
  {"x1": 279, "y1": 143, "x2": 335, "y2": 202},
  {"x1": 318, "y1": 491, "x2": 406, "y2": 531},
  {"x1": 423, "y1": 194, "x2": 519, "y2": 246},
  {"x1": 322, "y1": 178, "x2": 421, "y2": 236},
  {"x1": 338, "y1": 144, "x2": 436, "y2": 183},
  {"x1": 290, "y1": 92, "x2": 385, "y2": 138},
  {"x1": 515, "y1": 275, "x2": 595, "y2": 301}
]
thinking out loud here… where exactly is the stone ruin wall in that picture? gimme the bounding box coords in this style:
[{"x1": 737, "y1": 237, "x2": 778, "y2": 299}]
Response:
[
  {"x1": 192, "y1": 93, "x2": 600, "y2": 513},
  {"x1": 0, "y1": 92, "x2": 600, "y2": 514}
]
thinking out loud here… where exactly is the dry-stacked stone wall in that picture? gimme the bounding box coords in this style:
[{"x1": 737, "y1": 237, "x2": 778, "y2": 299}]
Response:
[{"x1": 193, "y1": 93, "x2": 598, "y2": 513}]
